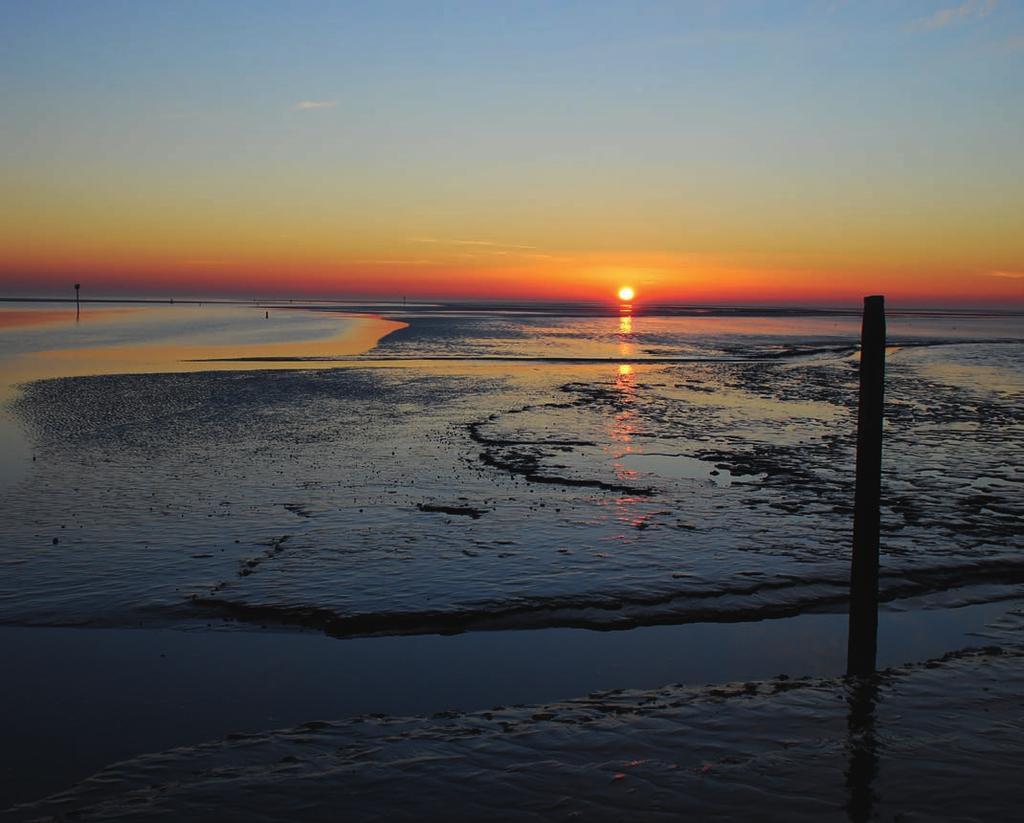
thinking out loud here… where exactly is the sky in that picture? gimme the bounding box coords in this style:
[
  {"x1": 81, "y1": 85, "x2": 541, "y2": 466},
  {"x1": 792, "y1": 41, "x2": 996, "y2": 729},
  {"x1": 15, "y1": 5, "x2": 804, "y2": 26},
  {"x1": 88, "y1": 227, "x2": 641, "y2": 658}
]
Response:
[{"x1": 1, "y1": 0, "x2": 1022, "y2": 306}]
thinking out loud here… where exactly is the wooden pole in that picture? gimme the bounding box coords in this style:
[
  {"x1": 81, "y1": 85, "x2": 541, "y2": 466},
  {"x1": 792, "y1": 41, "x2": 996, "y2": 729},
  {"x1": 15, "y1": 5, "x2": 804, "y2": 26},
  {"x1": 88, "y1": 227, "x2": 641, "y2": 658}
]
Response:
[
  {"x1": 847, "y1": 295, "x2": 885, "y2": 676},
  {"x1": 74, "y1": 283, "x2": 81, "y2": 319}
]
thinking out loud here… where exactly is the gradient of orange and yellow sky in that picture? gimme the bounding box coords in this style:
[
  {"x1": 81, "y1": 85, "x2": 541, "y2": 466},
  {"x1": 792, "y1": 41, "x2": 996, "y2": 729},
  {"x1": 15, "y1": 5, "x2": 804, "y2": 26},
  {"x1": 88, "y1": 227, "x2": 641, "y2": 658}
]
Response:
[{"x1": 1, "y1": 1, "x2": 1022, "y2": 306}]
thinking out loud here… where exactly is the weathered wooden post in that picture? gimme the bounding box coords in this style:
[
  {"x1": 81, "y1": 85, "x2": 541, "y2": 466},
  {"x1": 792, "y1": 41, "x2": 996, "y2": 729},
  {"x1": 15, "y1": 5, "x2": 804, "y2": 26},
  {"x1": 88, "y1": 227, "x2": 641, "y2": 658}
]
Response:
[
  {"x1": 847, "y1": 295, "x2": 885, "y2": 676},
  {"x1": 74, "y1": 282, "x2": 81, "y2": 318}
]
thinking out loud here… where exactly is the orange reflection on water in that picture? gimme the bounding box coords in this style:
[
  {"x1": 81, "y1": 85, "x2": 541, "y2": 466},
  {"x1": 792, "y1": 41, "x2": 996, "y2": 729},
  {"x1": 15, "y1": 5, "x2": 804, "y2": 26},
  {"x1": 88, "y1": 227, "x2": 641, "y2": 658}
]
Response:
[
  {"x1": 609, "y1": 360, "x2": 646, "y2": 527},
  {"x1": 0, "y1": 310, "x2": 407, "y2": 391},
  {"x1": 0, "y1": 307, "x2": 140, "y2": 329},
  {"x1": 617, "y1": 305, "x2": 636, "y2": 360},
  {"x1": 613, "y1": 363, "x2": 637, "y2": 437},
  {"x1": 612, "y1": 365, "x2": 638, "y2": 453},
  {"x1": 612, "y1": 363, "x2": 638, "y2": 451}
]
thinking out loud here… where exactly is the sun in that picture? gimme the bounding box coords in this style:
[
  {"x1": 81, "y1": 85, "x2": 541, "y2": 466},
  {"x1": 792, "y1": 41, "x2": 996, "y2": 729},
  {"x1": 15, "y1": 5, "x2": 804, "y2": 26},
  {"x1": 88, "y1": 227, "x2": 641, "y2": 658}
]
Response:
[{"x1": 617, "y1": 286, "x2": 635, "y2": 302}]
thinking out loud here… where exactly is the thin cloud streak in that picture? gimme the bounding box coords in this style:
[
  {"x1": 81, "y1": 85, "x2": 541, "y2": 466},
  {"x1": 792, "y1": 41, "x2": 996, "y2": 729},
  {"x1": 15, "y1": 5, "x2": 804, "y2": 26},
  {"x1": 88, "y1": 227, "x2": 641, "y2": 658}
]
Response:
[
  {"x1": 410, "y1": 237, "x2": 537, "y2": 250},
  {"x1": 351, "y1": 259, "x2": 439, "y2": 266},
  {"x1": 989, "y1": 270, "x2": 1024, "y2": 279},
  {"x1": 916, "y1": 0, "x2": 997, "y2": 31},
  {"x1": 293, "y1": 100, "x2": 338, "y2": 111}
]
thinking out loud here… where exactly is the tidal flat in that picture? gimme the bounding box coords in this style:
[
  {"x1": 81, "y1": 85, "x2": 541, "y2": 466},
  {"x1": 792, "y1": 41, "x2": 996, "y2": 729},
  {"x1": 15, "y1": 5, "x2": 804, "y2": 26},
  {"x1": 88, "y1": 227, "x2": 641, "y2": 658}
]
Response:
[{"x1": 1, "y1": 302, "x2": 1022, "y2": 818}]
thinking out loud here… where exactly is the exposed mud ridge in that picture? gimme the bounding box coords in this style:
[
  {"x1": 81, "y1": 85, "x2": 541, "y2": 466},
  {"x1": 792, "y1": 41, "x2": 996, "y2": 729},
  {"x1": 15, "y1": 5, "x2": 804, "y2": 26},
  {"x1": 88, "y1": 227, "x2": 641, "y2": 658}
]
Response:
[
  {"x1": 189, "y1": 559, "x2": 1024, "y2": 638},
  {"x1": 717, "y1": 342, "x2": 859, "y2": 360},
  {"x1": 468, "y1": 419, "x2": 655, "y2": 496},
  {"x1": 237, "y1": 535, "x2": 289, "y2": 579},
  {"x1": 690, "y1": 444, "x2": 822, "y2": 483},
  {"x1": 467, "y1": 417, "x2": 596, "y2": 449},
  {"x1": 203, "y1": 535, "x2": 290, "y2": 594},
  {"x1": 416, "y1": 503, "x2": 487, "y2": 519},
  {"x1": 9, "y1": 644, "x2": 1022, "y2": 822},
  {"x1": 281, "y1": 503, "x2": 314, "y2": 518}
]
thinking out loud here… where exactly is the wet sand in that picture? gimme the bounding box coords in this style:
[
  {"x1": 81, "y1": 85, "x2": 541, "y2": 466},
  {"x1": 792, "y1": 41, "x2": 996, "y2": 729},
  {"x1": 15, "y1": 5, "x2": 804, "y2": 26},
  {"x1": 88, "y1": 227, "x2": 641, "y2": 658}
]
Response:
[
  {"x1": 0, "y1": 304, "x2": 404, "y2": 491},
  {"x1": 1, "y1": 302, "x2": 1021, "y2": 818}
]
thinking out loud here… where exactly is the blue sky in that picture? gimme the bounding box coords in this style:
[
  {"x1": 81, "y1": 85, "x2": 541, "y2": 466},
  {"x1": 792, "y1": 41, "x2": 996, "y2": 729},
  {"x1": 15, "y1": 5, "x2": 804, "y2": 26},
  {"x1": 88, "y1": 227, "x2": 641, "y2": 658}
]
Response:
[{"x1": 1, "y1": 1, "x2": 1022, "y2": 302}]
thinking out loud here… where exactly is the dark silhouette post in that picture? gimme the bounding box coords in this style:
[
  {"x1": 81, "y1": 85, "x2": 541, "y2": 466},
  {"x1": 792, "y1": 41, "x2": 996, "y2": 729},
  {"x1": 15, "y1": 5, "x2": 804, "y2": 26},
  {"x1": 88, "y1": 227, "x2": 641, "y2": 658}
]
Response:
[
  {"x1": 847, "y1": 295, "x2": 885, "y2": 676},
  {"x1": 74, "y1": 283, "x2": 81, "y2": 319}
]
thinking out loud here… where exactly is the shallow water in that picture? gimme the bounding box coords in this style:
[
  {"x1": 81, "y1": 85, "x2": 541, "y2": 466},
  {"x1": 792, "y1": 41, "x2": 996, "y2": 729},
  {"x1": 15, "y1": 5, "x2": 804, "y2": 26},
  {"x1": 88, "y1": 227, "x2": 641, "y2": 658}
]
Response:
[
  {"x1": 0, "y1": 303, "x2": 403, "y2": 489},
  {"x1": 0, "y1": 596, "x2": 1016, "y2": 809},
  {"x1": 2, "y1": 304, "x2": 1021, "y2": 635},
  {"x1": 1, "y1": 301, "x2": 1022, "y2": 813},
  {"x1": 8, "y1": 642, "x2": 1024, "y2": 821}
]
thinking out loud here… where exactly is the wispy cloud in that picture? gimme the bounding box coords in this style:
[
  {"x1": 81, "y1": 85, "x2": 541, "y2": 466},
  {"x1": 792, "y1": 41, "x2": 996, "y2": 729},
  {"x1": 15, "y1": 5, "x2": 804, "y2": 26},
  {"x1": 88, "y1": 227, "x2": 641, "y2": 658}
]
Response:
[
  {"x1": 351, "y1": 258, "x2": 438, "y2": 266},
  {"x1": 990, "y1": 270, "x2": 1024, "y2": 279},
  {"x1": 916, "y1": 0, "x2": 996, "y2": 31},
  {"x1": 293, "y1": 100, "x2": 337, "y2": 111},
  {"x1": 524, "y1": 252, "x2": 577, "y2": 263},
  {"x1": 410, "y1": 237, "x2": 537, "y2": 250}
]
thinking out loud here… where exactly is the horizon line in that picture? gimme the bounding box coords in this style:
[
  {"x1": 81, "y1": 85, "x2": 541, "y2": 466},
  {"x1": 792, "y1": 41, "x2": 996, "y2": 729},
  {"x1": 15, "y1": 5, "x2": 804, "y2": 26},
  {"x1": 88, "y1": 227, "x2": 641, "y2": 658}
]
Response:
[{"x1": 2, "y1": 294, "x2": 1023, "y2": 317}]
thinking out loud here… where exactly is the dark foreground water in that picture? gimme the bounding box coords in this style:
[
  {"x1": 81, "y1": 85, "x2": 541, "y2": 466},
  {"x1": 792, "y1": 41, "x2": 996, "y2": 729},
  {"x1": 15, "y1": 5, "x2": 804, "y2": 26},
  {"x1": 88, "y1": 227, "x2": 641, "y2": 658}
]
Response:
[
  {"x1": 3, "y1": 596, "x2": 1015, "y2": 808},
  {"x1": 0, "y1": 302, "x2": 1022, "y2": 818}
]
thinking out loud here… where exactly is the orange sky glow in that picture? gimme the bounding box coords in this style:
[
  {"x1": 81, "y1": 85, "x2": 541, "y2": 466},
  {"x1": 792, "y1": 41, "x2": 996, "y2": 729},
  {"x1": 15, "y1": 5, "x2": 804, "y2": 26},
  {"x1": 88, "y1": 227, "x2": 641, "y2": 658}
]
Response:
[
  {"x1": 3, "y1": 249, "x2": 1020, "y2": 307},
  {"x1": 2, "y1": 3, "x2": 1022, "y2": 308}
]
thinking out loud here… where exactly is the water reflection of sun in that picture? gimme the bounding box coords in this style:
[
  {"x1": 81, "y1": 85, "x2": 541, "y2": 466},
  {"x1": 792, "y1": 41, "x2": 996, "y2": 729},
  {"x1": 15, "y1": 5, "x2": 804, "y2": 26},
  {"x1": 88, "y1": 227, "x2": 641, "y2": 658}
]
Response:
[
  {"x1": 610, "y1": 362, "x2": 644, "y2": 530},
  {"x1": 612, "y1": 363, "x2": 637, "y2": 446},
  {"x1": 610, "y1": 290, "x2": 642, "y2": 529},
  {"x1": 618, "y1": 300, "x2": 634, "y2": 359}
]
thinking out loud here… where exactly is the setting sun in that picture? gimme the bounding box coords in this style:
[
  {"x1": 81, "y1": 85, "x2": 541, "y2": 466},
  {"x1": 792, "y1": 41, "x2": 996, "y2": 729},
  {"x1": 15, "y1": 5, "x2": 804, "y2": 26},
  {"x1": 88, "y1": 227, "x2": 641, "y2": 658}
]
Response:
[{"x1": 617, "y1": 286, "x2": 635, "y2": 302}]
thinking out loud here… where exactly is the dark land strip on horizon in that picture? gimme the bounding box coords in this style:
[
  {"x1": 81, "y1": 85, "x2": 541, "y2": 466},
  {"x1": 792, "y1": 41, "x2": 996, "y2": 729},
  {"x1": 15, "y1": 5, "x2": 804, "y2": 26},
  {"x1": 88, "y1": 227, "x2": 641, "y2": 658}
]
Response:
[{"x1": 4, "y1": 295, "x2": 1024, "y2": 319}]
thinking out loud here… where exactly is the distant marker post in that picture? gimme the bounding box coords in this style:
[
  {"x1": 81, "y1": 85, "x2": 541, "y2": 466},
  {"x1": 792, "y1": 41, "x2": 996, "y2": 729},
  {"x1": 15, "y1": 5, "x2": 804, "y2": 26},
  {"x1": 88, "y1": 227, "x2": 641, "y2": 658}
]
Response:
[
  {"x1": 847, "y1": 295, "x2": 885, "y2": 676},
  {"x1": 74, "y1": 282, "x2": 81, "y2": 319}
]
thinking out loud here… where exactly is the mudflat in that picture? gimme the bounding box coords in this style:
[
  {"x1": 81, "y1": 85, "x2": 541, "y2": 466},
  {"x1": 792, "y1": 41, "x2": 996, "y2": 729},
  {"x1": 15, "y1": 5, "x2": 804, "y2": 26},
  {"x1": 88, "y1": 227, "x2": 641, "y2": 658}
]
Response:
[{"x1": 1, "y1": 303, "x2": 1021, "y2": 818}]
